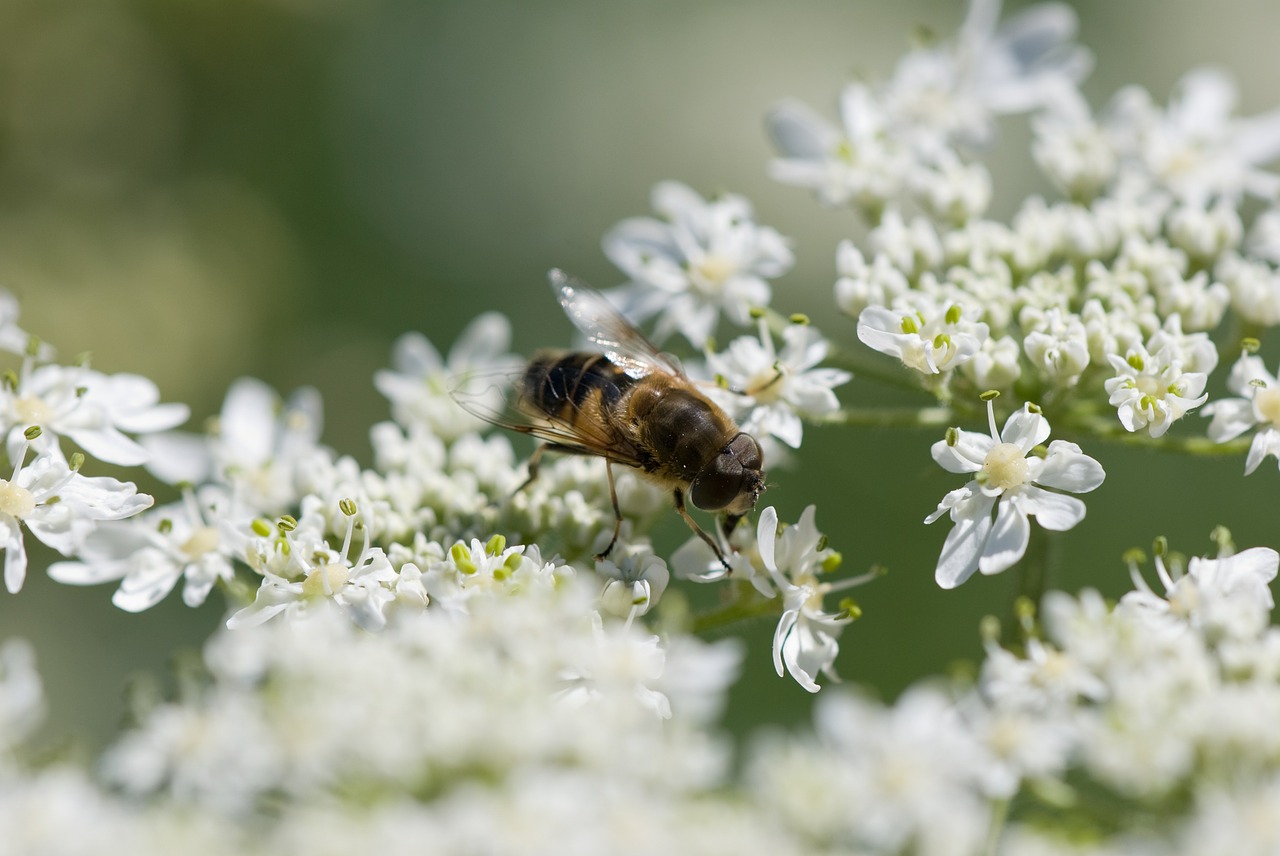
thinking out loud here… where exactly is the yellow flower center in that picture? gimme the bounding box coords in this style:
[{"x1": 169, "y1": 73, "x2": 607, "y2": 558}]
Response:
[
  {"x1": 691, "y1": 255, "x2": 736, "y2": 291},
  {"x1": 13, "y1": 395, "x2": 52, "y2": 426},
  {"x1": 0, "y1": 480, "x2": 35, "y2": 519},
  {"x1": 301, "y1": 563, "x2": 349, "y2": 598},
  {"x1": 1135, "y1": 374, "x2": 1162, "y2": 398},
  {"x1": 179, "y1": 526, "x2": 220, "y2": 560},
  {"x1": 1256, "y1": 386, "x2": 1280, "y2": 427},
  {"x1": 982, "y1": 443, "x2": 1028, "y2": 491}
]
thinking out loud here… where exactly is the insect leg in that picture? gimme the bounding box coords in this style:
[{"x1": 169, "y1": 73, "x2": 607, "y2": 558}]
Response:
[
  {"x1": 594, "y1": 460, "x2": 624, "y2": 562},
  {"x1": 513, "y1": 443, "x2": 548, "y2": 496},
  {"x1": 721, "y1": 512, "x2": 744, "y2": 539},
  {"x1": 673, "y1": 488, "x2": 732, "y2": 573}
]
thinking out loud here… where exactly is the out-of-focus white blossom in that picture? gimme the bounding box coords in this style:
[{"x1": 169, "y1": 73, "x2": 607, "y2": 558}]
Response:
[
  {"x1": 375, "y1": 312, "x2": 520, "y2": 441},
  {"x1": 1205, "y1": 353, "x2": 1280, "y2": 474},
  {"x1": 601, "y1": 181, "x2": 793, "y2": 347}
]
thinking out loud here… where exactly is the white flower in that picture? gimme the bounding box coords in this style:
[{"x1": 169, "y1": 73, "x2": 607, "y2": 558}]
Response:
[
  {"x1": 47, "y1": 489, "x2": 244, "y2": 612},
  {"x1": 926, "y1": 400, "x2": 1105, "y2": 589},
  {"x1": 705, "y1": 320, "x2": 850, "y2": 449},
  {"x1": 1020, "y1": 306, "x2": 1090, "y2": 384},
  {"x1": 374, "y1": 311, "x2": 519, "y2": 441},
  {"x1": 595, "y1": 539, "x2": 669, "y2": 621},
  {"x1": 880, "y1": 0, "x2": 1092, "y2": 153},
  {"x1": 1104, "y1": 342, "x2": 1208, "y2": 437},
  {"x1": 602, "y1": 181, "x2": 793, "y2": 346},
  {"x1": 0, "y1": 291, "x2": 47, "y2": 358},
  {"x1": 0, "y1": 639, "x2": 44, "y2": 754},
  {"x1": 1121, "y1": 547, "x2": 1279, "y2": 641},
  {"x1": 2, "y1": 363, "x2": 188, "y2": 467},
  {"x1": 0, "y1": 445, "x2": 153, "y2": 593},
  {"x1": 1218, "y1": 252, "x2": 1280, "y2": 326},
  {"x1": 757, "y1": 505, "x2": 870, "y2": 693},
  {"x1": 834, "y1": 240, "x2": 911, "y2": 319},
  {"x1": 766, "y1": 84, "x2": 912, "y2": 211},
  {"x1": 1167, "y1": 200, "x2": 1243, "y2": 261},
  {"x1": 804, "y1": 688, "x2": 994, "y2": 855},
  {"x1": 1248, "y1": 206, "x2": 1280, "y2": 263},
  {"x1": 858, "y1": 294, "x2": 990, "y2": 376},
  {"x1": 227, "y1": 514, "x2": 398, "y2": 631},
  {"x1": 869, "y1": 209, "x2": 944, "y2": 276},
  {"x1": 142, "y1": 377, "x2": 328, "y2": 516},
  {"x1": 1204, "y1": 353, "x2": 1280, "y2": 474},
  {"x1": 1116, "y1": 67, "x2": 1280, "y2": 204},
  {"x1": 1031, "y1": 88, "x2": 1118, "y2": 198}
]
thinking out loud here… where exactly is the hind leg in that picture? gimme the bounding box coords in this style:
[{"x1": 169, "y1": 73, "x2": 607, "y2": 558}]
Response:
[{"x1": 593, "y1": 461, "x2": 624, "y2": 562}]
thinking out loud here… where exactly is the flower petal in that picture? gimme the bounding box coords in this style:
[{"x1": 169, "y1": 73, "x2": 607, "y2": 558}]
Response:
[
  {"x1": 979, "y1": 497, "x2": 1029, "y2": 575},
  {"x1": 1035, "y1": 441, "x2": 1105, "y2": 492},
  {"x1": 934, "y1": 494, "x2": 994, "y2": 589},
  {"x1": 1020, "y1": 486, "x2": 1087, "y2": 531}
]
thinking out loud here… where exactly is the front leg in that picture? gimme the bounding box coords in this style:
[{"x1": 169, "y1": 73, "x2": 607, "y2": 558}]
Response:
[{"x1": 673, "y1": 487, "x2": 732, "y2": 573}]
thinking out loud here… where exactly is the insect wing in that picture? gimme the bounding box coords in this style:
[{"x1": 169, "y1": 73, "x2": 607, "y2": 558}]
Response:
[
  {"x1": 450, "y1": 366, "x2": 643, "y2": 465},
  {"x1": 549, "y1": 269, "x2": 684, "y2": 379}
]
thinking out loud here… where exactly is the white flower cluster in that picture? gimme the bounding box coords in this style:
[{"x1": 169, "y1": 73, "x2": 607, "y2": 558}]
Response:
[
  {"x1": 774, "y1": 0, "x2": 1280, "y2": 459},
  {"x1": 6, "y1": 0, "x2": 1280, "y2": 852},
  {"x1": 5, "y1": 539, "x2": 1280, "y2": 854},
  {"x1": 0, "y1": 298, "x2": 166, "y2": 595}
]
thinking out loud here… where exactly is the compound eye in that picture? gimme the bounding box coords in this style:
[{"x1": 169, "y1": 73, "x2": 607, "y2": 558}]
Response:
[
  {"x1": 727, "y1": 433, "x2": 763, "y2": 470},
  {"x1": 690, "y1": 454, "x2": 743, "y2": 511}
]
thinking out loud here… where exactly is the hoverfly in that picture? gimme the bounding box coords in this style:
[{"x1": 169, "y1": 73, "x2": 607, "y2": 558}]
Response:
[{"x1": 454, "y1": 269, "x2": 765, "y2": 570}]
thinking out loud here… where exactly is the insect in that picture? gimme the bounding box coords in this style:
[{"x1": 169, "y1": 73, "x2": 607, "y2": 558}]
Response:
[{"x1": 454, "y1": 269, "x2": 765, "y2": 570}]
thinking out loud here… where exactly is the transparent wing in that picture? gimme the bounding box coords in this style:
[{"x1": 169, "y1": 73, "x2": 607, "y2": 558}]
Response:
[
  {"x1": 450, "y1": 366, "x2": 646, "y2": 466},
  {"x1": 549, "y1": 269, "x2": 685, "y2": 379}
]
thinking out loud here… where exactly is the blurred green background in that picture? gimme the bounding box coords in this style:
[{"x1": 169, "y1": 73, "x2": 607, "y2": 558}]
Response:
[{"x1": 1, "y1": 0, "x2": 1277, "y2": 751}]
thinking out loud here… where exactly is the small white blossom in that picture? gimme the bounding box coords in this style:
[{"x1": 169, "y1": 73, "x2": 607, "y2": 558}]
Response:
[
  {"x1": 879, "y1": 0, "x2": 1092, "y2": 154},
  {"x1": 47, "y1": 490, "x2": 244, "y2": 612},
  {"x1": 143, "y1": 377, "x2": 328, "y2": 516},
  {"x1": 869, "y1": 210, "x2": 944, "y2": 276},
  {"x1": 1031, "y1": 88, "x2": 1118, "y2": 198},
  {"x1": 705, "y1": 320, "x2": 849, "y2": 449},
  {"x1": 0, "y1": 291, "x2": 47, "y2": 359},
  {"x1": 1205, "y1": 353, "x2": 1280, "y2": 474},
  {"x1": 374, "y1": 312, "x2": 519, "y2": 441},
  {"x1": 1020, "y1": 307, "x2": 1090, "y2": 384},
  {"x1": 757, "y1": 505, "x2": 871, "y2": 693},
  {"x1": 602, "y1": 181, "x2": 793, "y2": 347},
  {"x1": 0, "y1": 639, "x2": 44, "y2": 755},
  {"x1": 595, "y1": 539, "x2": 669, "y2": 620},
  {"x1": 927, "y1": 400, "x2": 1105, "y2": 588},
  {"x1": 1219, "y1": 252, "x2": 1280, "y2": 326},
  {"x1": 858, "y1": 294, "x2": 990, "y2": 376},
  {"x1": 1115, "y1": 67, "x2": 1280, "y2": 204},
  {"x1": 1104, "y1": 342, "x2": 1208, "y2": 437},
  {"x1": 3, "y1": 364, "x2": 188, "y2": 467},
  {"x1": 961, "y1": 334, "x2": 1022, "y2": 390},
  {"x1": 833, "y1": 240, "x2": 910, "y2": 319},
  {"x1": 766, "y1": 84, "x2": 911, "y2": 212},
  {"x1": 1247, "y1": 206, "x2": 1280, "y2": 263},
  {"x1": 227, "y1": 513, "x2": 398, "y2": 631},
  {"x1": 1122, "y1": 547, "x2": 1279, "y2": 641},
  {"x1": 0, "y1": 445, "x2": 153, "y2": 593}
]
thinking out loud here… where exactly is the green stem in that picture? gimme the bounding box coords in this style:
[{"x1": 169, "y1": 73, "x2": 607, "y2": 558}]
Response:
[
  {"x1": 984, "y1": 797, "x2": 1010, "y2": 856},
  {"x1": 756, "y1": 307, "x2": 935, "y2": 396},
  {"x1": 1004, "y1": 527, "x2": 1058, "y2": 648},
  {"x1": 1064, "y1": 418, "x2": 1252, "y2": 456},
  {"x1": 816, "y1": 405, "x2": 953, "y2": 429},
  {"x1": 691, "y1": 585, "x2": 782, "y2": 635}
]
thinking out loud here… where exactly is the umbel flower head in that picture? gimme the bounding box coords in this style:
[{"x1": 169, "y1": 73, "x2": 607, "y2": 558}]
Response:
[{"x1": 927, "y1": 396, "x2": 1105, "y2": 588}]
